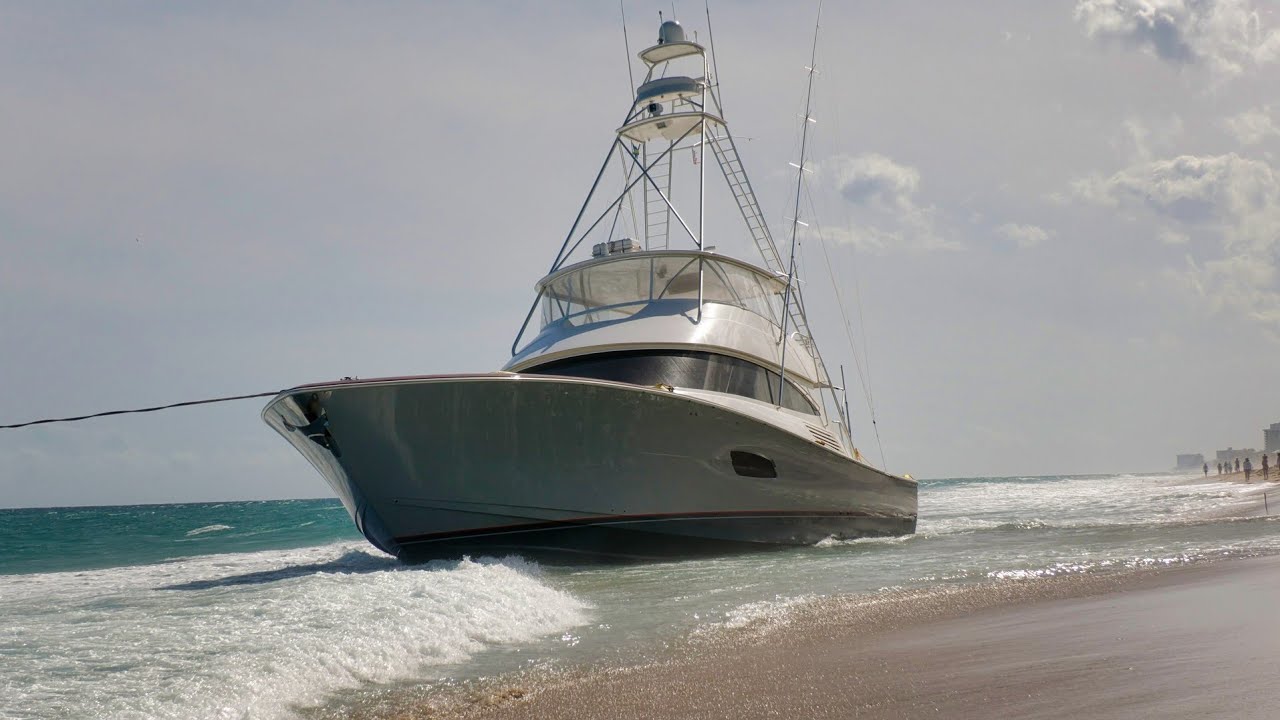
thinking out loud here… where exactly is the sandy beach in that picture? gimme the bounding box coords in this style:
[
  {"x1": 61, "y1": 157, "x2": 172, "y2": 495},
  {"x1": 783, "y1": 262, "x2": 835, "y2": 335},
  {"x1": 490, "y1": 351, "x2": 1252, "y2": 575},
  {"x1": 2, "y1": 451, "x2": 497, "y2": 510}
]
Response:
[{"x1": 431, "y1": 553, "x2": 1280, "y2": 720}]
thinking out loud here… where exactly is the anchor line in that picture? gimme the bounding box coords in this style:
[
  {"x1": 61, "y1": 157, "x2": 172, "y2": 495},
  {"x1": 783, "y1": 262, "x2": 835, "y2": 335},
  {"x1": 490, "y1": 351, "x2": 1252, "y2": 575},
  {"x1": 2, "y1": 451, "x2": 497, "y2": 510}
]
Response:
[{"x1": 0, "y1": 390, "x2": 284, "y2": 430}]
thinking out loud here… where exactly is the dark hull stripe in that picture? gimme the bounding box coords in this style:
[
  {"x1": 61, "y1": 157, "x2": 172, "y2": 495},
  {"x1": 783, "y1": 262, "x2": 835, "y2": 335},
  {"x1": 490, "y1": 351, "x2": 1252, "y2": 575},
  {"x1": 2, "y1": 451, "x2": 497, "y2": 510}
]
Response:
[{"x1": 393, "y1": 508, "x2": 914, "y2": 546}]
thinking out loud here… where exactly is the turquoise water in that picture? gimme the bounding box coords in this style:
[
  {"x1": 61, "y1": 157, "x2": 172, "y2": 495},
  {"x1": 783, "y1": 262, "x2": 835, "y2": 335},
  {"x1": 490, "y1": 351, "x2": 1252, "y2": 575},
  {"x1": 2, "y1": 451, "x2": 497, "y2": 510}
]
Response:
[
  {"x1": 3, "y1": 473, "x2": 1280, "y2": 720},
  {"x1": 0, "y1": 498, "x2": 358, "y2": 576}
]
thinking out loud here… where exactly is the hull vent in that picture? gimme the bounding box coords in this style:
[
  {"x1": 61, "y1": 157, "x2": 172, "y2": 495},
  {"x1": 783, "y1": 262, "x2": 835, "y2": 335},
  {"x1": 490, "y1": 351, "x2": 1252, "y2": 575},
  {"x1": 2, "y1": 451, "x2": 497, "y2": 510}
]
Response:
[
  {"x1": 806, "y1": 424, "x2": 840, "y2": 449},
  {"x1": 731, "y1": 451, "x2": 777, "y2": 478}
]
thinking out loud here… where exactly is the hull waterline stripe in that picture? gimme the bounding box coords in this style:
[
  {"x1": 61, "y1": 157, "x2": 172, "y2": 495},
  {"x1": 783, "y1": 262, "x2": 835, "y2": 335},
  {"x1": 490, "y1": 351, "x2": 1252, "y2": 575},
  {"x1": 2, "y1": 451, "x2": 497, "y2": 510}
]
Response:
[{"x1": 392, "y1": 508, "x2": 915, "y2": 545}]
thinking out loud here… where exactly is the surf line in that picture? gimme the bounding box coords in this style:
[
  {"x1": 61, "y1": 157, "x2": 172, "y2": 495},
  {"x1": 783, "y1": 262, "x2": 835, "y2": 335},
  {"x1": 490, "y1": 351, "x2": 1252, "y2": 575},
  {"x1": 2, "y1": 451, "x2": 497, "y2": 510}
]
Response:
[{"x1": 0, "y1": 390, "x2": 284, "y2": 430}]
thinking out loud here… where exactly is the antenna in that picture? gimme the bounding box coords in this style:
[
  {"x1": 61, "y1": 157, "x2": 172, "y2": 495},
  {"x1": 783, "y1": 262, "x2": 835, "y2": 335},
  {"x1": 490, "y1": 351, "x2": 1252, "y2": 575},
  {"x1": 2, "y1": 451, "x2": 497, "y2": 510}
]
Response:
[
  {"x1": 777, "y1": 0, "x2": 822, "y2": 410},
  {"x1": 620, "y1": 1, "x2": 635, "y2": 91},
  {"x1": 704, "y1": 0, "x2": 721, "y2": 110},
  {"x1": 840, "y1": 365, "x2": 852, "y2": 446}
]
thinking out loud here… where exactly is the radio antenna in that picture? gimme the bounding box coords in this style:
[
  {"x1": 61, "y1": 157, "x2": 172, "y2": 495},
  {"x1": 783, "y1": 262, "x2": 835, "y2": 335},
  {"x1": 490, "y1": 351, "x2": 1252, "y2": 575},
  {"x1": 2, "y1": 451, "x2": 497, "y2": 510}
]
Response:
[
  {"x1": 620, "y1": 1, "x2": 635, "y2": 91},
  {"x1": 777, "y1": 0, "x2": 822, "y2": 410}
]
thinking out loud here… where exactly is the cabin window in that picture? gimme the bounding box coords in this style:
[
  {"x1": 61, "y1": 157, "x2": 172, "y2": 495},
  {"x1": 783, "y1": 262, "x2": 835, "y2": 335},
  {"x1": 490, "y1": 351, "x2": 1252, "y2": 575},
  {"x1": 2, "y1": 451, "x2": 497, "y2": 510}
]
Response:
[{"x1": 524, "y1": 349, "x2": 819, "y2": 415}]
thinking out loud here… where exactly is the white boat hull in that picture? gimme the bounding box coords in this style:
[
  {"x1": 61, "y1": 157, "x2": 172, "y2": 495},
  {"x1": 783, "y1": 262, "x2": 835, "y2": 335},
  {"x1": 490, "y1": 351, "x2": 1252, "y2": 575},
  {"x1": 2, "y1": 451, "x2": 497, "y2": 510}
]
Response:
[{"x1": 262, "y1": 374, "x2": 917, "y2": 561}]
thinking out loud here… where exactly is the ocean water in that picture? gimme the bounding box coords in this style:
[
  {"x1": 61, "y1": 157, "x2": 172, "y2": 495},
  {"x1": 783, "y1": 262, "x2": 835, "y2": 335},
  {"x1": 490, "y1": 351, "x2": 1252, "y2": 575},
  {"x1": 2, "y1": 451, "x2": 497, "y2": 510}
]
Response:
[{"x1": 3, "y1": 473, "x2": 1279, "y2": 719}]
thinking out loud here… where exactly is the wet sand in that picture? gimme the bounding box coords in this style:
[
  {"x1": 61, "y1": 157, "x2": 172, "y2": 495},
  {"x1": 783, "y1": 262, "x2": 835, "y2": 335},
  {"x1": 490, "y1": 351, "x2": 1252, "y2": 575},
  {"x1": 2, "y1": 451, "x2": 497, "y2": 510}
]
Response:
[{"x1": 453, "y1": 554, "x2": 1280, "y2": 720}]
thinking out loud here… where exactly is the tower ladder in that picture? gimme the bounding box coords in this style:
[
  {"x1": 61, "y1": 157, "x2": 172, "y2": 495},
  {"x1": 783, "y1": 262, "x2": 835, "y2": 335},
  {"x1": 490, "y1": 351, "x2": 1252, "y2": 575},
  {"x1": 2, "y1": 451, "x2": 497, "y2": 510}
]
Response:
[
  {"x1": 707, "y1": 132, "x2": 783, "y2": 272},
  {"x1": 643, "y1": 143, "x2": 673, "y2": 250}
]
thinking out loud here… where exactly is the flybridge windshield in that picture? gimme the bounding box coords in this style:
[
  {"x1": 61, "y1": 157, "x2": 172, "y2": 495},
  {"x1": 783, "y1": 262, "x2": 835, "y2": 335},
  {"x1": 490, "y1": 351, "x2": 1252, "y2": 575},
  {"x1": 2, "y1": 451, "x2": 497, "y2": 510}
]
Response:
[{"x1": 539, "y1": 253, "x2": 784, "y2": 329}]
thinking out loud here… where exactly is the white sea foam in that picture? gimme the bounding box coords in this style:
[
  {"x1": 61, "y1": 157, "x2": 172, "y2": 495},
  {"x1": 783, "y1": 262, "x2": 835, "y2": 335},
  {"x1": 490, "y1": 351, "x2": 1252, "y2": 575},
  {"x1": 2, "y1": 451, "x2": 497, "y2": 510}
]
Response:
[
  {"x1": 719, "y1": 595, "x2": 814, "y2": 631},
  {"x1": 0, "y1": 542, "x2": 589, "y2": 720},
  {"x1": 814, "y1": 533, "x2": 917, "y2": 549},
  {"x1": 984, "y1": 553, "x2": 1203, "y2": 580},
  {"x1": 916, "y1": 473, "x2": 1259, "y2": 537},
  {"x1": 184, "y1": 524, "x2": 234, "y2": 537}
]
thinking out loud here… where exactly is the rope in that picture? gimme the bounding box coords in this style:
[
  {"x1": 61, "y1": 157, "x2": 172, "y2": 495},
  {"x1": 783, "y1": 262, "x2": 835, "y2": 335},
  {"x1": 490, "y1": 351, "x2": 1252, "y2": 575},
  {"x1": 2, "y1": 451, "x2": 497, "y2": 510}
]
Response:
[{"x1": 0, "y1": 390, "x2": 284, "y2": 430}]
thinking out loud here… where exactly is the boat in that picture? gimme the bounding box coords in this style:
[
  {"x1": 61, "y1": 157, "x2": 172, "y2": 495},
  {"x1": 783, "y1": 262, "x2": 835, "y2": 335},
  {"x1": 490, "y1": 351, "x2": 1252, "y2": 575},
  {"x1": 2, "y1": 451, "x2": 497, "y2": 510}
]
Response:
[{"x1": 262, "y1": 17, "x2": 917, "y2": 561}]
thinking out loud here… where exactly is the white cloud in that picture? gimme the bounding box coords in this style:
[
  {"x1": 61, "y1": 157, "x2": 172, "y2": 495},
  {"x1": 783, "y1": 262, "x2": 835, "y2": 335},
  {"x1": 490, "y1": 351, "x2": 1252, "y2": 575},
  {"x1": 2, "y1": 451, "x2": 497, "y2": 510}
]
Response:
[
  {"x1": 1073, "y1": 153, "x2": 1277, "y2": 226},
  {"x1": 1159, "y1": 227, "x2": 1192, "y2": 244},
  {"x1": 829, "y1": 153, "x2": 921, "y2": 208},
  {"x1": 996, "y1": 223, "x2": 1052, "y2": 248},
  {"x1": 1074, "y1": 0, "x2": 1280, "y2": 76},
  {"x1": 1073, "y1": 152, "x2": 1280, "y2": 334},
  {"x1": 1169, "y1": 253, "x2": 1280, "y2": 329},
  {"x1": 816, "y1": 153, "x2": 955, "y2": 252},
  {"x1": 1116, "y1": 114, "x2": 1185, "y2": 161},
  {"x1": 1222, "y1": 105, "x2": 1280, "y2": 145}
]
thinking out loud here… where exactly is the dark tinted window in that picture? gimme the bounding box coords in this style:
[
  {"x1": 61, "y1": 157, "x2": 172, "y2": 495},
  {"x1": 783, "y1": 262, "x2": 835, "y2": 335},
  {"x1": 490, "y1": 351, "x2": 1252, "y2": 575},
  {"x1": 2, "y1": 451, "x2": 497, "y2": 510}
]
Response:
[{"x1": 524, "y1": 350, "x2": 819, "y2": 415}]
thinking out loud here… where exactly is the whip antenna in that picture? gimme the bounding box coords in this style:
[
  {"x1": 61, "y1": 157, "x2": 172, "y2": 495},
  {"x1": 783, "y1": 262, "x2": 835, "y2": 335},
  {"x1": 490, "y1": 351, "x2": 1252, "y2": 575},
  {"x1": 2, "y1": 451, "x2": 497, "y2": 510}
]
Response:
[
  {"x1": 620, "y1": 1, "x2": 635, "y2": 91},
  {"x1": 777, "y1": 0, "x2": 823, "y2": 410}
]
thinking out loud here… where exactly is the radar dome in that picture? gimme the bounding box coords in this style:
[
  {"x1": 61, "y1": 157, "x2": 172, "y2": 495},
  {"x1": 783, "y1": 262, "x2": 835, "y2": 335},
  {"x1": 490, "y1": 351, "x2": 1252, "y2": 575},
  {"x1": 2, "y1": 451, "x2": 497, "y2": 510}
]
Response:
[{"x1": 658, "y1": 20, "x2": 685, "y2": 45}]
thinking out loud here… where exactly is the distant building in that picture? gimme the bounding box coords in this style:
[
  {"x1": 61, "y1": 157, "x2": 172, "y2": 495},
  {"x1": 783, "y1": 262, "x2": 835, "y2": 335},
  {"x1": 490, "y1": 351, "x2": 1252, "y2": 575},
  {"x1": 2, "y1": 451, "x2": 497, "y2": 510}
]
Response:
[
  {"x1": 1176, "y1": 453, "x2": 1205, "y2": 470},
  {"x1": 1265, "y1": 422, "x2": 1280, "y2": 453},
  {"x1": 1216, "y1": 447, "x2": 1259, "y2": 465}
]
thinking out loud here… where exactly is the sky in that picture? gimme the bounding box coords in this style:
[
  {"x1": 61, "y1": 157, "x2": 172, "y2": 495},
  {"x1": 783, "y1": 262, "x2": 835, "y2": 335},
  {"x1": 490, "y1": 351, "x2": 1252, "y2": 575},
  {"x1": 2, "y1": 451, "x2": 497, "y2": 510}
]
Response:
[{"x1": 2, "y1": 0, "x2": 1279, "y2": 508}]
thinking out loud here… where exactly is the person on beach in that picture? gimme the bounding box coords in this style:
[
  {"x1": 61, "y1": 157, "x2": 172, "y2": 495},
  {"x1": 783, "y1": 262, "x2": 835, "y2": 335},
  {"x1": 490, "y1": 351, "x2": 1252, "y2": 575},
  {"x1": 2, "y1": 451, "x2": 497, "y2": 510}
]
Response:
[
  {"x1": 1217, "y1": 462, "x2": 1223, "y2": 475},
  {"x1": 1236, "y1": 458, "x2": 1241, "y2": 472},
  {"x1": 1204, "y1": 462, "x2": 1209, "y2": 477},
  {"x1": 1244, "y1": 457, "x2": 1252, "y2": 482},
  {"x1": 1263, "y1": 454, "x2": 1270, "y2": 482}
]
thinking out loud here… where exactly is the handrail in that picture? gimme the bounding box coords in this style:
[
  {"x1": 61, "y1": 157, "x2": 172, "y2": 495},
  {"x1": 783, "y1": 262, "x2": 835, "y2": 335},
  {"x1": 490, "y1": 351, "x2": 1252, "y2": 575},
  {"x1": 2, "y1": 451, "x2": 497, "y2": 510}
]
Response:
[
  {"x1": 510, "y1": 290, "x2": 545, "y2": 356},
  {"x1": 537, "y1": 249, "x2": 785, "y2": 294}
]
